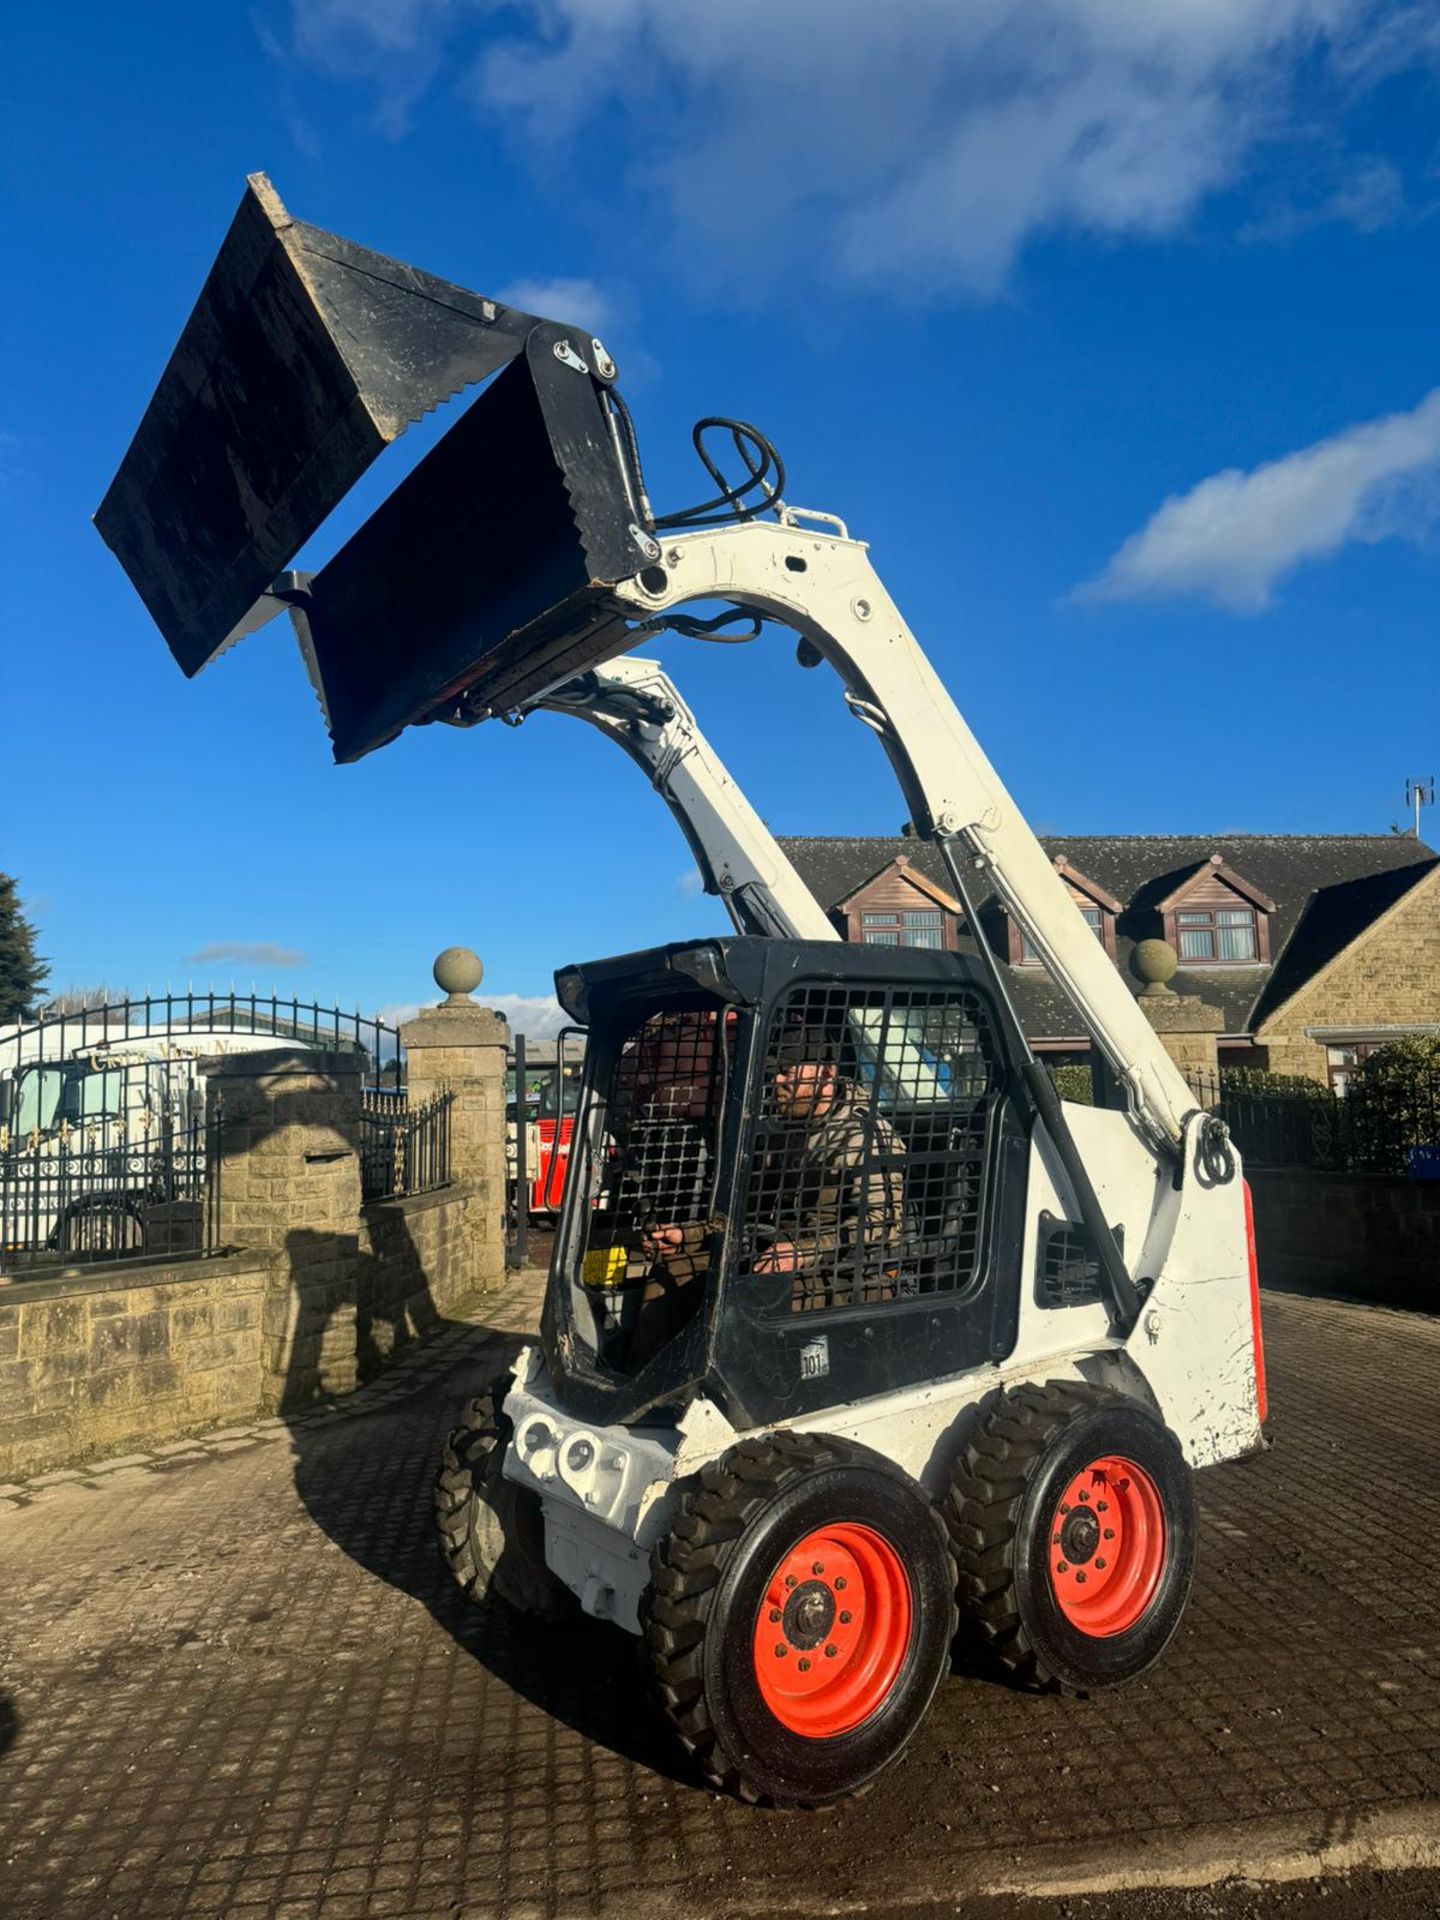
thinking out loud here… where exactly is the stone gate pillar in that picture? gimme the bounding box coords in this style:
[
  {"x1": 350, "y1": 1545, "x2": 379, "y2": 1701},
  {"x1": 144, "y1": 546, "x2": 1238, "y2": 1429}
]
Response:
[
  {"x1": 1130, "y1": 939, "x2": 1223, "y2": 1088},
  {"x1": 205, "y1": 1047, "x2": 363, "y2": 1410},
  {"x1": 400, "y1": 948, "x2": 508, "y2": 1295}
]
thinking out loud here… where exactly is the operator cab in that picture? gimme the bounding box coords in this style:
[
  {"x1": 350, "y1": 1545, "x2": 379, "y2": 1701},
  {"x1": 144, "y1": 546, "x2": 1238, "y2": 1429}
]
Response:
[{"x1": 540, "y1": 937, "x2": 1034, "y2": 1431}]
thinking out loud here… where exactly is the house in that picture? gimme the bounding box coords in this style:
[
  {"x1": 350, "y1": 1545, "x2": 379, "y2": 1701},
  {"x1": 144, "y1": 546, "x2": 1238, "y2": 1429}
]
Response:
[{"x1": 777, "y1": 834, "x2": 1440, "y2": 1088}]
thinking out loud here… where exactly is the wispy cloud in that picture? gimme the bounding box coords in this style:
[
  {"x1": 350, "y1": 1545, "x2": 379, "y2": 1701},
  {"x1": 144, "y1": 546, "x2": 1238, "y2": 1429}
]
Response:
[
  {"x1": 1240, "y1": 155, "x2": 1409, "y2": 242},
  {"x1": 676, "y1": 869, "x2": 705, "y2": 898},
  {"x1": 285, "y1": 2, "x2": 1437, "y2": 297},
  {"x1": 186, "y1": 942, "x2": 309, "y2": 968},
  {"x1": 496, "y1": 276, "x2": 618, "y2": 338},
  {"x1": 376, "y1": 990, "x2": 568, "y2": 1037},
  {"x1": 1077, "y1": 388, "x2": 1440, "y2": 612}
]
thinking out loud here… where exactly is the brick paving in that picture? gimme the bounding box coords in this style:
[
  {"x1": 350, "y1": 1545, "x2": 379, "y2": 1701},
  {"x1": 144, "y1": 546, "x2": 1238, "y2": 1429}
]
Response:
[{"x1": 1, "y1": 1280, "x2": 1438, "y2": 1919}]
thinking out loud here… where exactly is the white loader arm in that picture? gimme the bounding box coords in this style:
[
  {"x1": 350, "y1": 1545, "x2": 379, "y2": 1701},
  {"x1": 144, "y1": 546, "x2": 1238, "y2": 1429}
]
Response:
[
  {"x1": 611, "y1": 518, "x2": 1199, "y2": 1153},
  {"x1": 519, "y1": 657, "x2": 840, "y2": 944}
]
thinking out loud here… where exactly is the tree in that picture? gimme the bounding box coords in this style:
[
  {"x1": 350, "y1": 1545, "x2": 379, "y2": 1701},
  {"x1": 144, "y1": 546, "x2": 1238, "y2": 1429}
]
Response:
[{"x1": 0, "y1": 873, "x2": 49, "y2": 1023}]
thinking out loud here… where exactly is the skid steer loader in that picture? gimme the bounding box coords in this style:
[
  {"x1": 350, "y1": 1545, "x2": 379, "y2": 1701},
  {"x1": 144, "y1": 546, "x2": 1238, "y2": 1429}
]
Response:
[{"x1": 98, "y1": 176, "x2": 1267, "y2": 1808}]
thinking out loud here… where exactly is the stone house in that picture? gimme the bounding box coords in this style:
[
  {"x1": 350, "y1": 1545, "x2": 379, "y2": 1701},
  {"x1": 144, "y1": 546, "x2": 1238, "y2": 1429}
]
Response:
[{"x1": 777, "y1": 834, "x2": 1440, "y2": 1088}]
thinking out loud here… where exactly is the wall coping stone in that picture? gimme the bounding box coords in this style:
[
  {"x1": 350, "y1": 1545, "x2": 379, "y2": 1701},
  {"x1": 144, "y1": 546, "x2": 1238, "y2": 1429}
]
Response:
[
  {"x1": 361, "y1": 1180, "x2": 473, "y2": 1224},
  {"x1": 204, "y1": 1047, "x2": 365, "y2": 1081},
  {"x1": 401, "y1": 1006, "x2": 509, "y2": 1050},
  {"x1": 0, "y1": 1249, "x2": 274, "y2": 1309}
]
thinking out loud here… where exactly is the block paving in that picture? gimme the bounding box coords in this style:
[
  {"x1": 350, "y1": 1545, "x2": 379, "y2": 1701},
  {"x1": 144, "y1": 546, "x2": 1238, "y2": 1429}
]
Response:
[{"x1": 1, "y1": 1278, "x2": 1438, "y2": 1918}]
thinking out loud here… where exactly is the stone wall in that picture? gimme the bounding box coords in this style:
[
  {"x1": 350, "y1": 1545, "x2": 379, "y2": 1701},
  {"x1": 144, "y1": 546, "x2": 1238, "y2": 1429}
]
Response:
[
  {"x1": 0, "y1": 972, "x2": 515, "y2": 1477},
  {"x1": 1249, "y1": 1166, "x2": 1440, "y2": 1309},
  {"x1": 1259, "y1": 866, "x2": 1440, "y2": 1082},
  {"x1": 0, "y1": 1251, "x2": 268, "y2": 1481},
  {"x1": 357, "y1": 1186, "x2": 491, "y2": 1378}
]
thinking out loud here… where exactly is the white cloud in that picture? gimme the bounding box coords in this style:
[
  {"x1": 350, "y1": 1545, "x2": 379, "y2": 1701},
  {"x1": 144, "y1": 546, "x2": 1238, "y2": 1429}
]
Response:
[
  {"x1": 496, "y1": 276, "x2": 617, "y2": 337},
  {"x1": 378, "y1": 991, "x2": 569, "y2": 1037},
  {"x1": 676, "y1": 869, "x2": 705, "y2": 897},
  {"x1": 485, "y1": 993, "x2": 569, "y2": 1038},
  {"x1": 1078, "y1": 388, "x2": 1440, "y2": 612},
  {"x1": 288, "y1": 1, "x2": 1435, "y2": 295}
]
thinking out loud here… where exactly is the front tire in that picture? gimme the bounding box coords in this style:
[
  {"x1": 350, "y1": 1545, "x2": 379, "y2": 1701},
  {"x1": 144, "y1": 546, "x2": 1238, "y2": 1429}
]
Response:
[
  {"x1": 644, "y1": 1431, "x2": 955, "y2": 1806},
  {"x1": 947, "y1": 1381, "x2": 1196, "y2": 1693},
  {"x1": 434, "y1": 1373, "x2": 574, "y2": 1622}
]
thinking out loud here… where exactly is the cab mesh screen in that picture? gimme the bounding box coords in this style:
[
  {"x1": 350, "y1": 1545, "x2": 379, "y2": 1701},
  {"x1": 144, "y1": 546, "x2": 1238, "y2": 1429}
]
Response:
[
  {"x1": 739, "y1": 982, "x2": 1000, "y2": 1314},
  {"x1": 579, "y1": 1006, "x2": 732, "y2": 1286}
]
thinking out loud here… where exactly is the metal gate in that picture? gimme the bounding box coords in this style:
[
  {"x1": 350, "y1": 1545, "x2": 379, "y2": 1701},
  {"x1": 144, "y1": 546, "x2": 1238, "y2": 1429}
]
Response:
[
  {"x1": 507, "y1": 1028, "x2": 586, "y2": 1269},
  {"x1": 0, "y1": 993, "x2": 401, "y2": 1273}
]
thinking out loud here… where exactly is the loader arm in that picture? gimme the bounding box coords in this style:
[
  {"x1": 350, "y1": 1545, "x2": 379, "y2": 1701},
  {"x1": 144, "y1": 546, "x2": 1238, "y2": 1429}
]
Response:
[
  {"x1": 518, "y1": 658, "x2": 839, "y2": 944},
  {"x1": 606, "y1": 521, "x2": 1199, "y2": 1155}
]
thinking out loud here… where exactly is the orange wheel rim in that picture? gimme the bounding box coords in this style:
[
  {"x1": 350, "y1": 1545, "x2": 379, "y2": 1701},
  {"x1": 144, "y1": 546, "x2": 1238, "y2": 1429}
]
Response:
[
  {"x1": 1048, "y1": 1455, "x2": 1165, "y2": 1637},
  {"x1": 751, "y1": 1522, "x2": 912, "y2": 1738}
]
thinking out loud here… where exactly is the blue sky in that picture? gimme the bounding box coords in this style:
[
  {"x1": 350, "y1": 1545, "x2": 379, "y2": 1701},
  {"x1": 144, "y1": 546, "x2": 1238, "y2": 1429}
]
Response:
[{"x1": 4, "y1": 1, "x2": 1439, "y2": 1030}]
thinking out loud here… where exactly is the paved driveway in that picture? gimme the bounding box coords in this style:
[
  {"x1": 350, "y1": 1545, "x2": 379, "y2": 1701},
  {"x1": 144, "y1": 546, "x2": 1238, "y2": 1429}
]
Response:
[{"x1": 1, "y1": 1279, "x2": 1438, "y2": 1920}]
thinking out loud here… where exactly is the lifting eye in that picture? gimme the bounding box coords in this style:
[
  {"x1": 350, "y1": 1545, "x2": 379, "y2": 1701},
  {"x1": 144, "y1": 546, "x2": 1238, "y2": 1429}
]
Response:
[{"x1": 784, "y1": 555, "x2": 808, "y2": 573}]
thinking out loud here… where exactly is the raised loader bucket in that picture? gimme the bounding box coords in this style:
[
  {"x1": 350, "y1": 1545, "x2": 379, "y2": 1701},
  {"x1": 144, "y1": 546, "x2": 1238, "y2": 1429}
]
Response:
[{"x1": 96, "y1": 175, "x2": 651, "y2": 761}]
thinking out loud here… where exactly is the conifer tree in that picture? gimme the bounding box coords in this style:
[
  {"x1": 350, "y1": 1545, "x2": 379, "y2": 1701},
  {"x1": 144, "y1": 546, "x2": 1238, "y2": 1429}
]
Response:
[{"x1": 0, "y1": 873, "x2": 48, "y2": 1023}]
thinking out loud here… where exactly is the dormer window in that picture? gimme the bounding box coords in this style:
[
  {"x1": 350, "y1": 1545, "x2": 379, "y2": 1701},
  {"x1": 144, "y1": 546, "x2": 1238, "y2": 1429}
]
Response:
[
  {"x1": 836, "y1": 857, "x2": 960, "y2": 951},
  {"x1": 1009, "y1": 860, "x2": 1120, "y2": 965},
  {"x1": 1158, "y1": 855, "x2": 1274, "y2": 966},
  {"x1": 1176, "y1": 906, "x2": 1257, "y2": 962}
]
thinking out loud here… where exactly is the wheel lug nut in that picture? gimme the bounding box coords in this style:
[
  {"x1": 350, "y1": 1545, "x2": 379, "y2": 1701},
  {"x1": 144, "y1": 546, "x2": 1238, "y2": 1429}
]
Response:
[
  {"x1": 769, "y1": 1609, "x2": 781, "y2": 1623},
  {"x1": 824, "y1": 1644, "x2": 837, "y2": 1658},
  {"x1": 834, "y1": 1577, "x2": 847, "y2": 1591},
  {"x1": 774, "y1": 1644, "x2": 787, "y2": 1658},
  {"x1": 1052, "y1": 1534, "x2": 1061, "y2": 1545},
  {"x1": 839, "y1": 1610, "x2": 852, "y2": 1624},
  {"x1": 1104, "y1": 1529, "x2": 1115, "y2": 1540},
  {"x1": 1060, "y1": 1503, "x2": 1070, "y2": 1514},
  {"x1": 812, "y1": 1563, "x2": 824, "y2": 1576},
  {"x1": 1076, "y1": 1572, "x2": 1087, "y2": 1584},
  {"x1": 1095, "y1": 1558, "x2": 1106, "y2": 1570},
  {"x1": 1079, "y1": 1491, "x2": 1089, "y2": 1502},
  {"x1": 784, "y1": 1575, "x2": 797, "y2": 1588},
  {"x1": 798, "y1": 1658, "x2": 811, "y2": 1672},
  {"x1": 1057, "y1": 1561, "x2": 1069, "y2": 1573},
  {"x1": 1097, "y1": 1502, "x2": 1108, "y2": 1513}
]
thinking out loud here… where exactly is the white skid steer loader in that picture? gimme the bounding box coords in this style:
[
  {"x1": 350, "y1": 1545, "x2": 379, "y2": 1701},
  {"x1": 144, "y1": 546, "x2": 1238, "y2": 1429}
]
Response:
[{"x1": 99, "y1": 176, "x2": 1268, "y2": 1808}]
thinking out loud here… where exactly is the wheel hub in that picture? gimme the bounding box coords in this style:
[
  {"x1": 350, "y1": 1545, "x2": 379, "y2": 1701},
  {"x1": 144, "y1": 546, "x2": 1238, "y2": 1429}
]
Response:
[
  {"x1": 782, "y1": 1580, "x2": 836, "y2": 1650},
  {"x1": 1059, "y1": 1507, "x2": 1100, "y2": 1566}
]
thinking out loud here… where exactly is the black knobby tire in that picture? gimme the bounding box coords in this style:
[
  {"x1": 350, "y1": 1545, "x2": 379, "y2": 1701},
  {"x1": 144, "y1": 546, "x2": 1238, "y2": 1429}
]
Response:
[
  {"x1": 434, "y1": 1373, "x2": 574, "y2": 1622},
  {"x1": 946, "y1": 1380, "x2": 1196, "y2": 1693},
  {"x1": 643, "y1": 1430, "x2": 955, "y2": 1807}
]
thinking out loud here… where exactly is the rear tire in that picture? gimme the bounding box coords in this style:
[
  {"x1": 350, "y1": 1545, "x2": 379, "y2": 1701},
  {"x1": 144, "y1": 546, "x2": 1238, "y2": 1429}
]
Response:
[
  {"x1": 946, "y1": 1381, "x2": 1196, "y2": 1693},
  {"x1": 434, "y1": 1373, "x2": 574, "y2": 1622},
  {"x1": 643, "y1": 1431, "x2": 955, "y2": 1806}
]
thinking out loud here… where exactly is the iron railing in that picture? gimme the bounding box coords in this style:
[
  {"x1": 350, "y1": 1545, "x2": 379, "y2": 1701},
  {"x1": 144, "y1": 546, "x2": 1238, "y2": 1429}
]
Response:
[
  {"x1": 4, "y1": 991, "x2": 403, "y2": 1091},
  {"x1": 1185, "y1": 1066, "x2": 1440, "y2": 1177},
  {"x1": 360, "y1": 1089, "x2": 452, "y2": 1200},
  {"x1": 0, "y1": 1105, "x2": 222, "y2": 1274}
]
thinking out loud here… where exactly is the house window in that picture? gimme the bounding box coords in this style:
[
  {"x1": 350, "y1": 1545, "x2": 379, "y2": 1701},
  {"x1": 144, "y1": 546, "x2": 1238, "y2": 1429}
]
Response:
[
  {"x1": 1020, "y1": 905, "x2": 1104, "y2": 963},
  {"x1": 1175, "y1": 907, "x2": 1258, "y2": 963},
  {"x1": 1325, "y1": 1042, "x2": 1381, "y2": 1095},
  {"x1": 862, "y1": 909, "x2": 944, "y2": 950}
]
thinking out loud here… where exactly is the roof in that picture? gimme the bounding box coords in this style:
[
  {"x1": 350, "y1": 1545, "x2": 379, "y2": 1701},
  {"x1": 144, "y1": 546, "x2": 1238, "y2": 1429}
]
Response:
[{"x1": 777, "y1": 834, "x2": 1440, "y2": 1039}]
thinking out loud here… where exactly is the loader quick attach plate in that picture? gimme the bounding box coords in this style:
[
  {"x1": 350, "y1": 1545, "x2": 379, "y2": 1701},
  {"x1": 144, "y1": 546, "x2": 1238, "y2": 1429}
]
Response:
[{"x1": 95, "y1": 175, "x2": 646, "y2": 762}]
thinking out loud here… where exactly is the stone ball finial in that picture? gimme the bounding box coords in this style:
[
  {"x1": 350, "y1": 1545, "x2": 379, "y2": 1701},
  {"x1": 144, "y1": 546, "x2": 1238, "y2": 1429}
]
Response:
[
  {"x1": 1131, "y1": 937, "x2": 1178, "y2": 996},
  {"x1": 433, "y1": 946, "x2": 483, "y2": 1005}
]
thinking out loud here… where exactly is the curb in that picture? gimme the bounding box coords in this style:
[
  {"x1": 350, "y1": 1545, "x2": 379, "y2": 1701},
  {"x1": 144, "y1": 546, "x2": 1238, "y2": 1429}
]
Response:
[{"x1": 655, "y1": 1800, "x2": 1440, "y2": 1915}]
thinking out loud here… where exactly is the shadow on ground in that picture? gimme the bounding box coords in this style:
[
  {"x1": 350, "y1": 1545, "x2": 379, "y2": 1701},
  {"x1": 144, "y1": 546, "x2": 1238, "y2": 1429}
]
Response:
[
  {"x1": 0, "y1": 1697, "x2": 17, "y2": 1768},
  {"x1": 282, "y1": 1234, "x2": 694, "y2": 1791}
]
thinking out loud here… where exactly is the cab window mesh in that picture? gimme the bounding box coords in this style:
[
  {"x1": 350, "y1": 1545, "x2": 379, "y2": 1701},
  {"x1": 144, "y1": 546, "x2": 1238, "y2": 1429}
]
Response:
[
  {"x1": 578, "y1": 1005, "x2": 731, "y2": 1289},
  {"x1": 739, "y1": 982, "x2": 1001, "y2": 1315}
]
